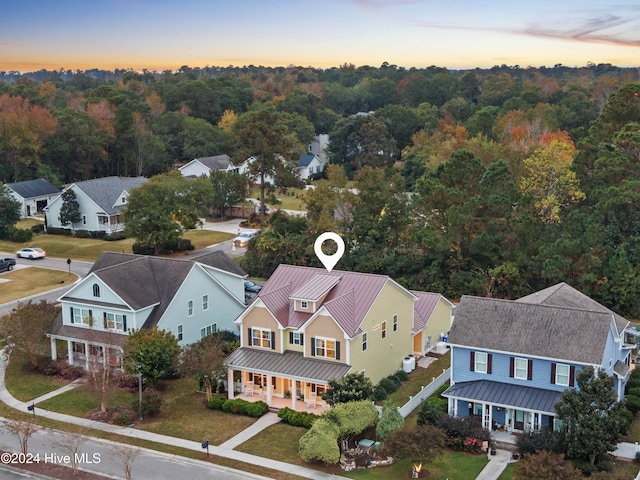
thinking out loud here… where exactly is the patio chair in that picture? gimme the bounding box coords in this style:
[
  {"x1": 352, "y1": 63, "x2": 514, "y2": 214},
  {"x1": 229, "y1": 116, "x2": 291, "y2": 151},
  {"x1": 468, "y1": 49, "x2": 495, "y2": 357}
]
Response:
[
  {"x1": 306, "y1": 392, "x2": 317, "y2": 409},
  {"x1": 244, "y1": 381, "x2": 254, "y2": 397}
]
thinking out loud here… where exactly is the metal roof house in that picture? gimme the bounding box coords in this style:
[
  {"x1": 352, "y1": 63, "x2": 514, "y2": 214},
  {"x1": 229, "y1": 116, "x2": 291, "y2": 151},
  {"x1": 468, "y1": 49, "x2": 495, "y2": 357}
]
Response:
[
  {"x1": 5, "y1": 178, "x2": 61, "y2": 217},
  {"x1": 442, "y1": 283, "x2": 633, "y2": 433},
  {"x1": 47, "y1": 251, "x2": 247, "y2": 370}
]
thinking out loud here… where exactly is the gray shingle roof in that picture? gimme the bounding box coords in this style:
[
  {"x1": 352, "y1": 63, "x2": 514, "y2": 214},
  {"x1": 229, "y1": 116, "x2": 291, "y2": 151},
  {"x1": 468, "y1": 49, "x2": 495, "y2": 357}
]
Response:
[
  {"x1": 442, "y1": 380, "x2": 562, "y2": 414},
  {"x1": 76, "y1": 251, "x2": 246, "y2": 328},
  {"x1": 224, "y1": 347, "x2": 351, "y2": 383},
  {"x1": 299, "y1": 154, "x2": 316, "y2": 168},
  {"x1": 195, "y1": 154, "x2": 231, "y2": 170},
  {"x1": 73, "y1": 176, "x2": 146, "y2": 214},
  {"x1": 448, "y1": 291, "x2": 628, "y2": 365},
  {"x1": 6, "y1": 179, "x2": 60, "y2": 199}
]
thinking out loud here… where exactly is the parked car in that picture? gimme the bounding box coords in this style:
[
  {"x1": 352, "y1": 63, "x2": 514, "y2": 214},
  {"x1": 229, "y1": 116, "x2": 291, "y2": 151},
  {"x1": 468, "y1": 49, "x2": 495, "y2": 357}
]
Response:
[
  {"x1": 233, "y1": 230, "x2": 258, "y2": 248},
  {"x1": 16, "y1": 247, "x2": 46, "y2": 259},
  {"x1": 244, "y1": 280, "x2": 263, "y2": 293},
  {"x1": 0, "y1": 258, "x2": 16, "y2": 272}
]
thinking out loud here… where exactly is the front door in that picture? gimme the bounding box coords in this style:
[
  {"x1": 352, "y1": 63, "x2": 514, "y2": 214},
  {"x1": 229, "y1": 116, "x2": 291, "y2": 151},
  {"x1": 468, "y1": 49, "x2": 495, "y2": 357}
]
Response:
[{"x1": 514, "y1": 409, "x2": 525, "y2": 430}]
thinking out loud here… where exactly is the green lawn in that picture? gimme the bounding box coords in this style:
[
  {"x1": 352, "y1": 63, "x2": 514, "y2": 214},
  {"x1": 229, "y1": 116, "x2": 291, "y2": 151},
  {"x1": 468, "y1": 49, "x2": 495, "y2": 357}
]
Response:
[
  {"x1": 387, "y1": 352, "x2": 451, "y2": 406},
  {"x1": 4, "y1": 354, "x2": 67, "y2": 402},
  {"x1": 249, "y1": 186, "x2": 308, "y2": 211},
  {"x1": 235, "y1": 422, "x2": 309, "y2": 465},
  {"x1": 0, "y1": 267, "x2": 79, "y2": 304},
  {"x1": 37, "y1": 383, "x2": 137, "y2": 415}
]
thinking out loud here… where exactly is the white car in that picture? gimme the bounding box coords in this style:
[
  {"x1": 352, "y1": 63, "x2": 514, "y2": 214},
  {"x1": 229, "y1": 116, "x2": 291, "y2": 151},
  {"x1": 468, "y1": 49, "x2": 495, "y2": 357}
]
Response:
[
  {"x1": 17, "y1": 247, "x2": 46, "y2": 259},
  {"x1": 233, "y1": 231, "x2": 258, "y2": 248}
]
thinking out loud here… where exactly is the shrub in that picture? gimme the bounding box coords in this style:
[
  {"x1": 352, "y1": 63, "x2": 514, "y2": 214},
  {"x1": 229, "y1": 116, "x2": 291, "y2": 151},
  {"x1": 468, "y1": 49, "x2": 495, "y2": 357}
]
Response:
[
  {"x1": 372, "y1": 384, "x2": 387, "y2": 402},
  {"x1": 91, "y1": 230, "x2": 107, "y2": 239},
  {"x1": 515, "y1": 427, "x2": 564, "y2": 456},
  {"x1": 435, "y1": 415, "x2": 490, "y2": 452},
  {"x1": 45, "y1": 226, "x2": 70, "y2": 236},
  {"x1": 635, "y1": 451, "x2": 640, "y2": 463},
  {"x1": 113, "y1": 410, "x2": 134, "y2": 426},
  {"x1": 376, "y1": 402, "x2": 404, "y2": 441},
  {"x1": 132, "y1": 243, "x2": 154, "y2": 255},
  {"x1": 620, "y1": 407, "x2": 634, "y2": 434},
  {"x1": 299, "y1": 418, "x2": 341, "y2": 464},
  {"x1": 629, "y1": 387, "x2": 640, "y2": 398},
  {"x1": 7, "y1": 227, "x2": 33, "y2": 242},
  {"x1": 105, "y1": 232, "x2": 126, "y2": 241},
  {"x1": 135, "y1": 388, "x2": 162, "y2": 417},
  {"x1": 30, "y1": 224, "x2": 45, "y2": 233},
  {"x1": 596, "y1": 459, "x2": 614, "y2": 472},
  {"x1": 245, "y1": 401, "x2": 269, "y2": 417},
  {"x1": 114, "y1": 373, "x2": 140, "y2": 392},
  {"x1": 207, "y1": 396, "x2": 226, "y2": 410},
  {"x1": 378, "y1": 377, "x2": 398, "y2": 395},
  {"x1": 395, "y1": 369, "x2": 409, "y2": 382},
  {"x1": 417, "y1": 397, "x2": 447, "y2": 426},
  {"x1": 624, "y1": 394, "x2": 640, "y2": 414},
  {"x1": 43, "y1": 359, "x2": 84, "y2": 381},
  {"x1": 277, "y1": 407, "x2": 318, "y2": 428},
  {"x1": 74, "y1": 229, "x2": 91, "y2": 238}
]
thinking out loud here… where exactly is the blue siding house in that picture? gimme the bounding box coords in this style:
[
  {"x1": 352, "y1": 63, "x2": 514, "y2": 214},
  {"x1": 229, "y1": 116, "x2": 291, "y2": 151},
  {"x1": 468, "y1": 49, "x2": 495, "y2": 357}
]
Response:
[{"x1": 443, "y1": 283, "x2": 633, "y2": 433}]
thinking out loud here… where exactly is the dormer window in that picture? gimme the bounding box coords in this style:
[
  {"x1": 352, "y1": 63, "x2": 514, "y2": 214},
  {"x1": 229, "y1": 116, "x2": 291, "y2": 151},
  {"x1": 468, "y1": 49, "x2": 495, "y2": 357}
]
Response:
[
  {"x1": 92, "y1": 283, "x2": 100, "y2": 297},
  {"x1": 121, "y1": 196, "x2": 126, "y2": 203},
  {"x1": 301, "y1": 301, "x2": 308, "y2": 309}
]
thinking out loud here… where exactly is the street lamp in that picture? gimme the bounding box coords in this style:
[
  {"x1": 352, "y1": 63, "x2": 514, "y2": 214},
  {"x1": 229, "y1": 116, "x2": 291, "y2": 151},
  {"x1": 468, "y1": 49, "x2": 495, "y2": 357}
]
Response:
[{"x1": 137, "y1": 361, "x2": 143, "y2": 421}]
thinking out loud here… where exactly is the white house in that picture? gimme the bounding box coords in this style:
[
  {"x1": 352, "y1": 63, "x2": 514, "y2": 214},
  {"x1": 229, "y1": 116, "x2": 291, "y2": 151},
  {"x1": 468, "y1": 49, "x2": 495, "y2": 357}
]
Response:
[
  {"x1": 45, "y1": 176, "x2": 146, "y2": 233},
  {"x1": 297, "y1": 154, "x2": 326, "y2": 181},
  {"x1": 178, "y1": 154, "x2": 236, "y2": 178},
  {"x1": 5, "y1": 179, "x2": 61, "y2": 218}
]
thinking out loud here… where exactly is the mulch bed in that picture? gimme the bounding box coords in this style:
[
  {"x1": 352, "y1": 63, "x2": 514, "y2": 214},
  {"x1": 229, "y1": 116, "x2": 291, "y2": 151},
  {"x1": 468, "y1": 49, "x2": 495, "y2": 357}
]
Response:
[{"x1": 1, "y1": 450, "x2": 112, "y2": 480}]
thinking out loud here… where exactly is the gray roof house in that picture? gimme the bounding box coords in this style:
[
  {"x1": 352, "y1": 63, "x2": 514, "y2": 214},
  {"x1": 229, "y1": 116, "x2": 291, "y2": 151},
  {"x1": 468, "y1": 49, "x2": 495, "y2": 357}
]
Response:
[
  {"x1": 179, "y1": 154, "x2": 235, "y2": 178},
  {"x1": 47, "y1": 250, "x2": 247, "y2": 369},
  {"x1": 45, "y1": 176, "x2": 146, "y2": 233},
  {"x1": 5, "y1": 179, "x2": 61, "y2": 217}
]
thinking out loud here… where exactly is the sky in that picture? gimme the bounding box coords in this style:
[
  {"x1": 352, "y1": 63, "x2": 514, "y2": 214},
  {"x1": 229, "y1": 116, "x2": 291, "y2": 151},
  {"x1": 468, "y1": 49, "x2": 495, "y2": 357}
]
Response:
[{"x1": 1, "y1": 0, "x2": 639, "y2": 73}]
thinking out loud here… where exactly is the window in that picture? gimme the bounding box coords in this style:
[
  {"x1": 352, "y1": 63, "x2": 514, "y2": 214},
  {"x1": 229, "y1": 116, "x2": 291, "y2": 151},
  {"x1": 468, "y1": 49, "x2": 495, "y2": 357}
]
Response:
[
  {"x1": 290, "y1": 332, "x2": 302, "y2": 345},
  {"x1": 381, "y1": 321, "x2": 387, "y2": 339},
  {"x1": 188, "y1": 300, "x2": 194, "y2": 316},
  {"x1": 251, "y1": 328, "x2": 272, "y2": 348},
  {"x1": 82, "y1": 215, "x2": 86, "y2": 225},
  {"x1": 92, "y1": 284, "x2": 100, "y2": 297},
  {"x1": 202, "y1": 295, "x2": 209, "y2": 311},
  {"x1": 177, "y1": 324, "x2": 183, "y2": 341},
  {"x1": 474, "y1": 352, "x2": 488, "y2": 373},
  {"x1": 393, "y1": 314, "x2": 398, "y2": 332},
  {"x1": 314, "y1": 337, "x2": 336, "y2": 359},
  {"x1": 362, "y1": 332, "x2": 368, "y2": 351},
  {"x1": 105, "y1": 313, "x2": 124, "y2": 330},
  {"x1": 121, "y1": 196, "x2": 126, "y2": 203},
  {"x1": 555, "y1": 364, "x2": 570, "y2": 386},
  {"x1": 514, "y1": 358, "x2": 528, "y2": 379},
  {"x1": 200, "y1": 323, "x2": 217, "y2": 339},
  {"x1": 301, "y1": 301, "x2": 308, "y2": 309},
  {"x1": 72, "y1": 307, "x2": 91, "y2": 325}
]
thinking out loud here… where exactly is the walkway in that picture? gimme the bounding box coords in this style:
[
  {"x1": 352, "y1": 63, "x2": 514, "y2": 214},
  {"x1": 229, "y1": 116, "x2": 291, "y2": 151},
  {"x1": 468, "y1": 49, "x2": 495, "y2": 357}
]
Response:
[
  {"x1": 0, "y1": 351, "x2": 347, "y2": 480},
  {"x1": 475, "y1": 449, "x2": 511, "y2": 480}
]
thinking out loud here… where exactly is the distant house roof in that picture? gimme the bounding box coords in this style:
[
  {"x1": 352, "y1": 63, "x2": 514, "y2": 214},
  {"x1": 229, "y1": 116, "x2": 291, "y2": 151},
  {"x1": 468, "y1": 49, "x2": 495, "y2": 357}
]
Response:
[
  {"x1": 194, "y1": 154, "x2": 232, "y2": 171},
  {"x1": 72, "y1": 176, "x2": 146, "y2": 215},
  {"x1": 412, "y1": 291, "x2": 444, "y2": 332},
  {"x1": 6, "y1": 178, "x2": 60, "y2": 199},
  {"x1": 64, "y1": 251, "x2": 246, "y2": 329},
  {"x1": 442, "y1": 380, "x2": 562, "y2": 415},
  {"x1": 448, "y1": 283, "x2": 630, "y2": 365},
  {"x1": 255, "y1": 265, "x2": 414, "y2": 338},
  {"x1": 299, "y1": 154, "x2": 318, "y2": 168},
  {"x1": 225, "y1": 348, "x2": 351, "y2": 384}
]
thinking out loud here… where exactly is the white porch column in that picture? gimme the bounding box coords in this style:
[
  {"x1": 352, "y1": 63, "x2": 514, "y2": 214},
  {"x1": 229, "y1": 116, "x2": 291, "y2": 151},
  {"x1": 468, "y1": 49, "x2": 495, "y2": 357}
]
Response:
[
  {"x1": 67, "y1": 340, "x2": 73, "y2": 365},
  {"x1": 447, "y1": 397, "x2": 454, "y2": 416},
  {"x1": 227, "y1": 368, "x2": 234, "y2": 399},
  {"x1": 291, "y1": 380, "x2": 297, "y2": 410},
  {"x1": 50, "y1": 338, "x2": 57, "y2": 361},
  {"x1": 266, "y1": 374, "x2": 273, "y2": 406},
  {"x1": 84, "y1": 342, "x2": 89, "y2": 370},
  {"x1": 485, "y1": 403, "x2": 492, "y2": 431}
]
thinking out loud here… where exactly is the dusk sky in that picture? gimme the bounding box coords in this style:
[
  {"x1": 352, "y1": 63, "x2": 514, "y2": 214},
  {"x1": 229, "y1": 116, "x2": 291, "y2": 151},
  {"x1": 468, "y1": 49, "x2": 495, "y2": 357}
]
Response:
[{"x1": 2, "y1": 0, "x2": 639, "y2": 73}]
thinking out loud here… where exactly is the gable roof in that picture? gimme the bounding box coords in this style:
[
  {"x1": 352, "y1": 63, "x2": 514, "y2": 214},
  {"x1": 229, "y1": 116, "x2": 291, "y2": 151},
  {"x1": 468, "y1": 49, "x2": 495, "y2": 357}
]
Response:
[
  {"x1": 412, "y1": 291, "x2": 444, "y2": 332},
  {"x1": 255, "y1": 265, "x2": 411, "y2": 337},
  {"x1": 6, "y1": 179, "x2": 60, "y2": 199},
  {"x1": 299, "y1": 154, "x2": 320, "y2": 168},
  {"x1": 69, "y1": 251, "x2": 246, "y2": 328},
  {"x1": 448, "y1": 286, "x2": 630, "y2": 365},
  {"x1": 72, "y1": 176, "x2": 146, "y2": 214},
  {"x1": 196, "y1": 154, "x2": 231, "y2": 170}
]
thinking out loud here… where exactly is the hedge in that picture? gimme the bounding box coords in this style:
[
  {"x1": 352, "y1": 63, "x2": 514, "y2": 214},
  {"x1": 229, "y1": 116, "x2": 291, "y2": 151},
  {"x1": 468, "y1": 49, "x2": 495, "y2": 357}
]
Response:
[
  {"x1": 207, "y1": 397, "x2": 268, "y2": 417},
  {"x1": 277, "y1": 407, "x2": 319, "y2": 428}
]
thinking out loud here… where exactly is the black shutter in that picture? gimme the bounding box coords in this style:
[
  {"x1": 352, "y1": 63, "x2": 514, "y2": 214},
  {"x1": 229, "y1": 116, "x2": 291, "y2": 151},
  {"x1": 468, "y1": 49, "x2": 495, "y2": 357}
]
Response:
[
  {"x1": 300, "y1": 333, "x2": 304, "y2": 346},
  {"x1": 247, "y1": 328, "x2": 252, "y2": 346},
  {"x1": 70, "y1": 307, "x2": 74, "y2": 324},
  {"x1": 289, "y1": 332, "x2": 293, "y2": 344},
  {"x1": 103, "y1": 312, "x2": 107, "y2": 329},
  {"x1": 569, "y1": 366, "x2": 575, "y2": 386},
  {"x1": 509, "y1": 357, "x2": 514, "y2": 377},
  {"x1": 88, "y1": 309, "x2": 93, "y2": 325},
  {"x1": 311, "y1": 337, "x2": 316, "y2": 356},
  {"x1": 527, "y1": 360, "x2": 533, "y2": 380},
  {"x1": 487, "y1": 354, "x2": 492, "y2": 374},
  {"x1": 271, "y1": 331, "x2": 276, "y2": 350},
  {"x1": 470, "y1": 351, "x2": 475, "y2": 371},
  {"x1": 123, "y1": 315, "x2": 127, "y2": 332},
  {"x1": 336, "y1": 341, "x2": 341, "y2": 360},
  {"x1": 550, "y1": 363, "x2": 556, "y2": 384}
]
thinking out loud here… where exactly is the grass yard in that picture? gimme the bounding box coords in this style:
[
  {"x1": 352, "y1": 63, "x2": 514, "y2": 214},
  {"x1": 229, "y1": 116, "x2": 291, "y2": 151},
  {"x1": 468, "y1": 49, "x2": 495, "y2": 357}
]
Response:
[
  {"x1": 388, "y1": 352, "x2": 451, "y2": 407},
  {"x1": 37, "y1": 383, "x2": 136, "y2": 416},
  {"x1": 343, "y1": 452, "x2": 488, "y2": 480},
  {"x1": 4, "y1": 354, "x2": 67, "y2": 402},
  {"x1": 249, "y1": 186, "x2": 308, "y2": 211},
  {"x1": 235, "y1": 422, "x2": 308, "y2": 465},
  {"x1": 497, "y1": 462, "x2": 516, "y2": 479},
  {"x1": 628, "y1": 412, "x2": 640, "y2": 444},
  {"x1": 0, "y1": 268, "x2": 78, "y2": 304}
]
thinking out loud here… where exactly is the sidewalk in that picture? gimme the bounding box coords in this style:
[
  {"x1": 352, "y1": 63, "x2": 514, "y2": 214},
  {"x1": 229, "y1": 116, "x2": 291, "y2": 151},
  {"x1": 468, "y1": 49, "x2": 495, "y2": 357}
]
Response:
[
  {"x1": 475, "y1": 449, "x2": 511, "y2": 480},
  {"x1": 0, "y1": 351, "x2": 346, "y2": 480}
]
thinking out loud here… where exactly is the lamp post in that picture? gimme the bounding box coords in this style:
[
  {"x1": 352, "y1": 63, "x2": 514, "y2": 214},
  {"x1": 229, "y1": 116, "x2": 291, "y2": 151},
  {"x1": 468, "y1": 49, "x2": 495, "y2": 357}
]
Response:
[{"x1": 137, "y1": 361, "x2": 143, "y2": 421}]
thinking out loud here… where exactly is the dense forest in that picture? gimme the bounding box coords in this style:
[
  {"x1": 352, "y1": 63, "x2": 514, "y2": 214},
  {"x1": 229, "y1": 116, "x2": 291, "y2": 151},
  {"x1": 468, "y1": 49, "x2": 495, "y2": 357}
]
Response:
[{"x1": 2, "y1": 63, "x2": 640, "y2": 316}]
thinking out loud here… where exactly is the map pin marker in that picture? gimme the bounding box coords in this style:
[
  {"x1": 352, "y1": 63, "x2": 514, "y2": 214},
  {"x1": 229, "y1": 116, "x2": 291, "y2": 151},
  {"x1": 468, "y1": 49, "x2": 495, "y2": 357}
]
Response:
[{"x1": 314, "y1": 232, "x2": 345, "y2": 272}]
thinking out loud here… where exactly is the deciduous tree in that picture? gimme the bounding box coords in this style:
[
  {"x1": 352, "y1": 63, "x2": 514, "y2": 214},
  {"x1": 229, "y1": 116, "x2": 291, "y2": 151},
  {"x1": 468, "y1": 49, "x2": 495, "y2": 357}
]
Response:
[
  {"x1": 123, "y1": 327, "x2": 180, "y2": 388},
  {"x1": 58, "y1": 189, "x2": 81, "y2": 231},
  {"x1": 0, "y1": 185, "x2": 20, "y2": 238}
]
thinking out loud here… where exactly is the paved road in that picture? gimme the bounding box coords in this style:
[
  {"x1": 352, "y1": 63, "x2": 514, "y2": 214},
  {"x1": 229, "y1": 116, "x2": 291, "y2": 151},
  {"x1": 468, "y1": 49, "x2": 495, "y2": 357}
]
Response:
[
  {"x1": 0, "y1": 426, "x2": 269, "y2": 480},
  {"x1": 0, "y1": 464, "x2": 50, "y2": 479}
]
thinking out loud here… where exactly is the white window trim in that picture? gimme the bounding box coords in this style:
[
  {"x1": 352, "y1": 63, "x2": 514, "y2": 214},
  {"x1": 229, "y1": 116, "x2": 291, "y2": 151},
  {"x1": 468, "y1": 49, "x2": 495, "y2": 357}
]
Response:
[
  {"x1": 393, "y1": 314, "x2": 398, "y2": 332},
  {"x1": 291, "y1": 332, "x2": 302, "y2": 345},
  {"x1": 475, "y1": 352, "x2": 488, "y2": 374},
  {"x1": 177, "y1": 324, "x2": 183, "y2": 341},
  {"x1": 381, "y1": 321, "x2": 387, "y2": 339},
  {"x1": 105, "y1": 312, "x2": 124, "y2": 331},
  {"x1": 73, "y1": 307, "x2": 91, "y2": 325},
  {"x1": 188, "y1": 299, "x2": 194, "y2": 317},
  {"x1": 315, "y1": 336, "x2": 336, "y2": 359},
  {"x1": 556, "y1": 363, "x2": 570, "y2": 386},
  {"x1": 362, "y1": 332, "x2": 368, "y2": 351},
  {"x1": 514, "y1": 357, "x2": 528, "y2": 380},
  {"x1": 202, "y1": 294, "x2": 209, "y2": 311},
  {"x1": 252, "y1": 327, "x2": 272, "y2": 349},
  {"x1": 301, "y1": 301, "x2": 308, "y2": 309}
]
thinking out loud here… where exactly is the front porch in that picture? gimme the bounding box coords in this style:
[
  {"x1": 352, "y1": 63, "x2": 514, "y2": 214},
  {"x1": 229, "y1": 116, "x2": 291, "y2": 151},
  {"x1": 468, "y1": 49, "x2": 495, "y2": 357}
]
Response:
[{"x1": 237, "y1": 386, "x2": 330, "y2": 415}]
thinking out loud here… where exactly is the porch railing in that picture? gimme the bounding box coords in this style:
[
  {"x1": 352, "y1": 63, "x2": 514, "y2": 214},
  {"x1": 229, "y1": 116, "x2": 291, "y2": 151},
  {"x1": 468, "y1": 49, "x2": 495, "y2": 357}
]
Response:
[{"x1": 397, "y1": 367, "x2": 451, "y2": 418}]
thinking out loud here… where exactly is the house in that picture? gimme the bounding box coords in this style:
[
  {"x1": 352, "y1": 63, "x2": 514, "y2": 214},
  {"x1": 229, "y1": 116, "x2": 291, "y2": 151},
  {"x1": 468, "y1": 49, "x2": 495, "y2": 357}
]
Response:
[
  {"x1": 47, "y1": 250, "x2": 247, "y2": 369},
  {"x1": 45, "y1": 176, "x2": 146, "y2": 233},
  {"x1": 307, "y1": 134, "x2": 329, "y2": 163},
  {"x1": 224, "y1": 264, "x2": 452, "y2": 411},
  {"x1": 298, "y1": 154, "x2": 326, "y2": 181},
  {"x1": 178, "y1": 154, "x2": 235, "y2": 178},
  {"x1": 5, "y1": 179, "x2": 61, "y2": 217},
  {"x1": 412, "y1": 291, "x2": 454, "y2": 355},
  {"x1": 442, "y1": 283, "x2": 633, "y2": 433}
]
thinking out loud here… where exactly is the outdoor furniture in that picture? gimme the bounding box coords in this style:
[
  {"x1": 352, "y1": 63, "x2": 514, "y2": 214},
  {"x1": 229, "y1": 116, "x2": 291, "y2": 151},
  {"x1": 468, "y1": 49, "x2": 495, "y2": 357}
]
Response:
[
  {"x1": 244, "y1": 381, "x2": 254, "y2": 397},
  {"x1": 307, "y1": 392, "x2": 317, "y2": 409}
]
